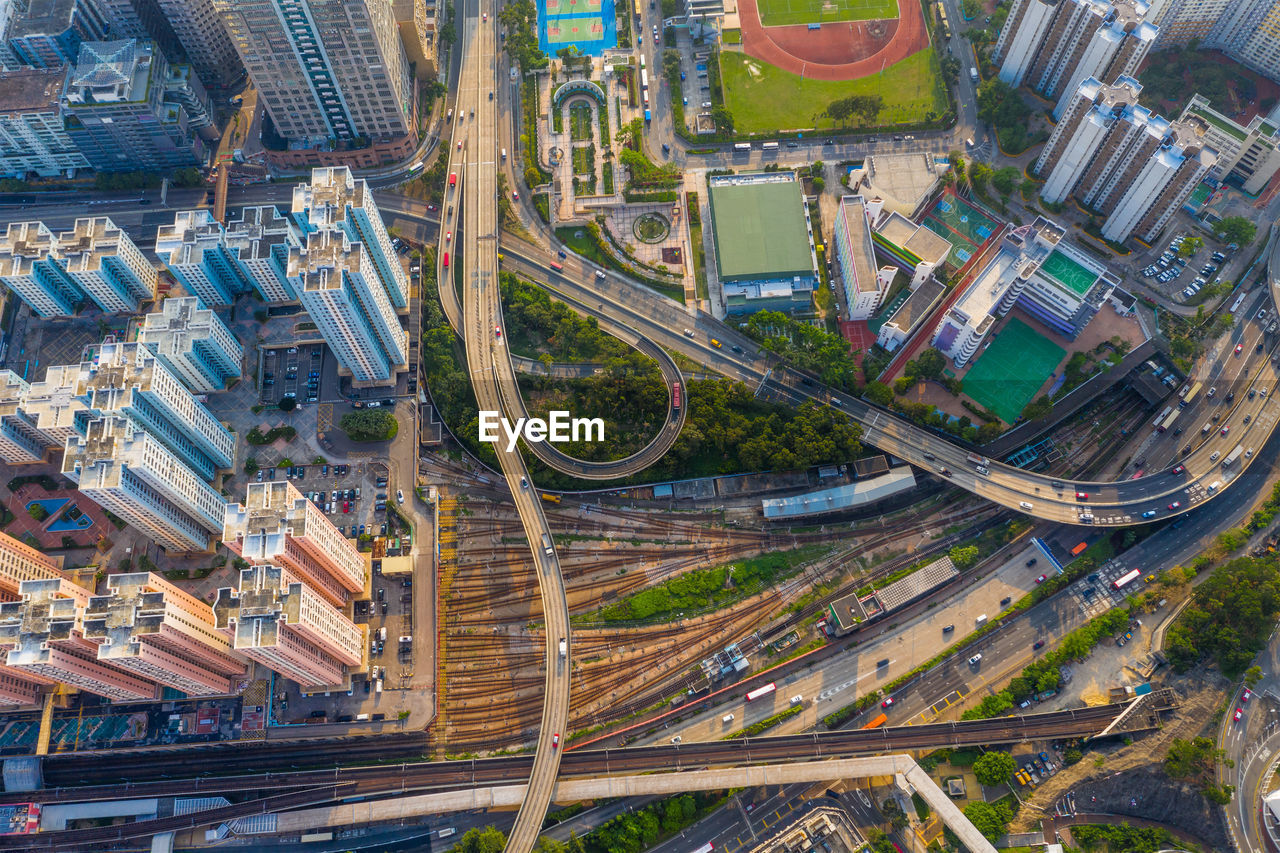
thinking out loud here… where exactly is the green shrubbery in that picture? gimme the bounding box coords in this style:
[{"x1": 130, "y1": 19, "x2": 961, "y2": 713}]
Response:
[{"x1": 339, "y1": 410, "x2": 398, "y2": 442}]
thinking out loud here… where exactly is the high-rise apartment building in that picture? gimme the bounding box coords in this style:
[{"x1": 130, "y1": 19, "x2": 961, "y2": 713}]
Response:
[
  {"x1": 63, "y1": 416, "x2": 228, "y2": 552},
  {"x1": 293, "y1": 166, "x2": 408, "y2": 309},
  {"x1": 290, "y1": 229, "x2": 409, "y2": 384},
  {"x1": 1036, "y1": 76, "x2": 1216, "y2": 243},
  {"x1": 0, "y1": 221, "x2": 86, "y2": 318},
  {"x1": 210, "y1": 0, "x2": 412, "y2": 146},
  {"x1": 155, "y1": 209, "x2": 250, "y2": 308},
  {"x1": 214, "y1": 563, "x2": 363, "y2": 689},
  {"x1": 392, "y1": 0, "x2": 437, "y2": 77},
  {"x1": 996, "y1": 0, "x2": 1158, "y2": 117},
  {"x1": 225, "y1": 206, "x2": 302, "y2": 304},
  {"x1": 1148, "y1": 0, "x2": 1280, "y2": 83},
  {"x1": 62, "y1": 39, "x2": 214, "y2": 172},
  {"x1": 22, "y1": 363, "x2": 96, "y2": 446},
  {"x1": 149, "y1": 0, "x2": 242, "y2": 88},
  {"x1": 75, "y1": 340, "x2": 235, "y2": 479},
  {"x1": 223, "y1": 481, "x2": 367, "y2": 607},
  {"x1": 82, "y1": 572, "x2": 246, "y2": 696},
  {"x1": 56, "y1": 216, "x2": 158, "y2": 314},
  {"x1": 289, "y1": 166, "x2": 408, "y2": 384},
  {"x1": 0, "y1": 66, "x2": 90, "y2": 178},
  {"x1": 0, "y1": 369, "x2": 61, "y2": 464},
  {"x1": 832, "y1": 196, "x2": 893, "y2": 321},
  {"x1": 137, "y1": 297, "x2": 243, "y2": 394},
  {"x1": 1179, "y1": 94, "x2": 1280, "y2": 194},
  {"x1": 0, "y1": 530, "x2": 68, "y2": 600},
  {"x1": 0, "y1": 577, "x2": 157, "y2": 701}
]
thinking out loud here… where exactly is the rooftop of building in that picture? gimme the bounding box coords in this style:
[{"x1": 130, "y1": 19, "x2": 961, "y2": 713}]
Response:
[
  {"x1": 881, "y1": 276, "x2": 946, "y2": 336},
  {"x1": 23, "y1": 364, "x2": 92, "y2": 434},
  {"x1": 0, "y1": 369, "x2": 28, "y2": 418},
  {"x1": 848, "y1": 153, "x2": 950, "y2": 218},
  {"x1": 836, "y1": 196, "x2": 878, "y2": 294},
  {"x1": 62, "y1": 416, "x2": 141, "y2": 488},
  {"x1": 761, "y1": 467, "x2": 916, "y2": 519},
  {"x1": 874, "y1": 210, "x2": 952, "y2": 267},
  {"x1": 289, "y1": 228, "x2": 363, "y2": 291},
  {"x1": 0, "y1": 66, "x2": 65, "y2": 114},
  {"x1": 81, "y1": 575, "x2": 170, "y2": 659},
  {"x1": 138, "y1": 298, "x2": 236, "y2": 360},
  {"x1": 1184, "y1": 93, "x2": 1276, "y2": 142},
  {"x1": 223, "y1": 481, "x2": 321, "y2": 561},
  {"x1": 64, "y1": 39, "x2": 154, "y2": 107},
  {"x1": 226, "y1": 206, "x2": 298, "y2": 260},
  {"x1": 155, "y1": 210, "x2": 226, "y2": 266},
  {"x1": 875, "y1": 555, "x2": 957, "y2": 612},
  {"x1": 0, "y1": 222, "x2": 58, "y2": 278},
  {"x1": 212, "y1": 564, "x2": 301, "y2": 648},
  {"x1": 56, "y1": 217, "x2": 133, "y2": 274},
  {"x1": 9, "y1": 0, "x2": 77, "y2": 38},
  {"x1": 0, "y1": 578, "x2": 89, "y2": 660},
  {"x1": 293, "y1": 166, "x2": 371, "y2": 228},
  {"x1": 708, "y1": 173, "x2": 814, "y2": 281},
  {"x1": 75, "y1": 342, "x2": 160, "y2": 412}
]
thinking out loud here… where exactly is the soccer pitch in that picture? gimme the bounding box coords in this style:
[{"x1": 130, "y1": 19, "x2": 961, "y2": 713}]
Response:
[{"x1": 755, "y1": 0, "x2": 897, "y2": 28}]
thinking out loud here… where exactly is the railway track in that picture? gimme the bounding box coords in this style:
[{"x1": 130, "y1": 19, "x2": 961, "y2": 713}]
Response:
[{"x1": 30, "y1": 703, "x2": 1152, "y2": 818}]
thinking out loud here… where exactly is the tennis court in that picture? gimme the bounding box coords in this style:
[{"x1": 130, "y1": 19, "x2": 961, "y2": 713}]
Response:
[
  {"x1": 962, "y1": 317, "x2": 1065, "y2": 423},
  {"x1": 921, "y1": 193, "x2": 1001, "y2": 269},
  {"x1": 755, "y1": 0, "x2": 897, "y2": 26}
]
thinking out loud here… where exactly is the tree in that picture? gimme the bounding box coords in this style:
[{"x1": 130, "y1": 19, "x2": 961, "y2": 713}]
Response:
[
  {"x1": 991, "y1": 166, "x2": 1020, "y2": 197},
  {"x1": 1245, "y1": 665, "x2": 1263, "y2": 687},
  {"x1": 880, "y1": 798, "x2": 909, "y2": 830},
  {"x1": 864, "y1": 380, "x2": 893, "y2": 407},
  {"x1": 960, "y1": 0, "x2": 981, "y2": 17},
  {"x1": 962, "y1": 801, "x2": 1008, "y2": 841},
  {"x1": 455, "y1": 827, "x2": 507, "y2": 853},
  {"x1": 27, "y1": 504, "x2": 48, "y2": 522},
  {"x1": 1178, "y1": 236, "x2": 1203, "y2": 257},
  {"x1": 969, "y1": 162, "x2": 993, "y2": 195},
  {"x1": 949, "y1": 544, "x2": 980, "y2": 570},
  {"x1": 1218, "y1": 216, "x2": 1257, "y2": 246},
  {"x1": 1021, "y1": 395, "x2": 1053, "y2": 420},
  {"x1": 278, "y1": 397, "x2": 297, "y2": 412},
  {"x1": 972, "y1": 751, "x2": 1018, "y2": 786},
  {"x1": 339, "y1": 409, "x2": 399, "y2": 442}
]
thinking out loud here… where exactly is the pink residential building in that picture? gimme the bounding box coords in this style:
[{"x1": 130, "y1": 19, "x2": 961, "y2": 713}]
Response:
[
  {"x1": 82, "y1": 573, "x2": 247, "y2": 697},
  {"x1": 0, "y1": 578, "x2": 156, "y2": 702},
  {"x1": 0, "y1": 530, "x2": 70, "y2": 601},
  {"x1": 223, "y1": 481, "x2": 367, "y2": 607},
  {"x1": 214, "y1": 564, "x2": 365, "y2": 689}
]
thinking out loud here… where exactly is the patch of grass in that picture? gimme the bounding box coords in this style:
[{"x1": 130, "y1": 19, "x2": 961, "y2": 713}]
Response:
[
  {"x1": 579, "y1": 544, "x2": 833, "y2": 624},
  {"x1": 569, "y1": 102, "x2": 593, "y2": 141},
  {"x1": 723, "y1": 704, "x2": 803, "y2": 738},
  {"x1": 721, "y1": 48, "x2": 946, "y2": 134},
  {"x1": 723, "y1": 27, "x2": 741, "y2": 43},
  {"x1": 756, "y1": 0, "x2": 896, "y2": 27}
]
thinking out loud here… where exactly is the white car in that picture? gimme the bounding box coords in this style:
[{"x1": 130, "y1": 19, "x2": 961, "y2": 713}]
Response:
[
  {"x1": 396, "y1": 489, "x2": 405, "y2": 504},
  {"x1": 968, "y1": 653, "x2": 983, "y2": 666}
]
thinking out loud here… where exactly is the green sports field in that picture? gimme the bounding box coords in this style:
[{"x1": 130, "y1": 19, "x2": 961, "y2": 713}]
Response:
[
  {"x1": 720, "y1": 48, "x2": 945, "y2": 134},
  {"x1": 961, "y1": 318, "x2": 1066, "y2": 424},
  {"x1": 756, "y1": 0, "x2": 897, "y2": 26}
]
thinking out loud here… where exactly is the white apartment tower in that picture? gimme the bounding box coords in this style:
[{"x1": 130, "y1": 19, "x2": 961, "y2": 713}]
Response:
[
  {"x1": 75, "y1": 340, "x2": 235, "y2": 479},
  {"x1": 56, "y1": 216, "x2": 159, "y2": 314},
  {"x1": 138, "y1": 297, "x2": 243, "y2": 394},
  {"x1": 223, "y1": 480, "x2": 367, "y2": 607},
  {"x1": 22, "y1": 364, "x2": 96, "y2": 446},
  {"x1": 214, "y1": 563, "x2": 364, "y2": 689},
  {"x1": 225, "y1": 205, "x2": 302, "y2": 304},
  {"x1": 63, "y1": 416, "x2": 229, "y2": 553},
  {"x1": 0, "y1": 369, "x2": 60, "y2": 464},
  {"x1": 0, "y1": 221, "x2": 85, "y2": 318},
  {"x1": 210, "y1": 0, "x2": 412, "y2": 146},
  {"x1": 1037, "y1": 76, "x2": 1217, "y2": 243},
  {"x1": 155, "y1": 209, "x2": 249, "y2": 308},
  {"x1": 997, "y1": 0, "x2": 1158, "y2": 116},
  {"x1": 290, "y1": 228, "x2": 409, "y2": 384}
]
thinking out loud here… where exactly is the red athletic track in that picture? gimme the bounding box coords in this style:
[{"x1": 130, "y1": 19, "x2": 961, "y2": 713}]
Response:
[{"x1": 735, "y1": 0, "x2": 930, "y2": 81}]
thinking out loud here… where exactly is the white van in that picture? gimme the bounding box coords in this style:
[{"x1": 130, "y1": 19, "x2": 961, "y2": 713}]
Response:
[
  {"x1": 1019, "y1": 501, "x2": 1033, "y2": 510},
  {"x1": 501, "y1": 148, "x2": 507, "y2": 160},
  {"x1": 356, "y1": 713, "x2": 370, "y2": 721},
  {"x1": 975, "y1": 614, "x2": 988, "y2": 626},
  {"x1": 1207, "y1": 480, "x2": 1222, "y2": 494},
  {"x1": 975, "y1": 466, "x2": 989, "y2": 475},
  {"x1": 789, "y1": 694, "x2": 804, "y2": 706},
  {"x1": 722, "y1": 713, "x2": 735, "y2": 724}
]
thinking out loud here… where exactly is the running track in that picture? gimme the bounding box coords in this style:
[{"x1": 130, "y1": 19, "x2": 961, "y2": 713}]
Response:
[{"x1": 736, "y1": 0, "x2": 930, "y2": 81}]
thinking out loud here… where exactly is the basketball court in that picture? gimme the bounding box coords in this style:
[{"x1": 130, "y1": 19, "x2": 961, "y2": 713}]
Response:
[
  {"x1": 539, "y1": 0, "x2": 616, "y2": 54},
  {"x1": 961, "y1": 318, "x2": 1066, "y2": 424},
  {"x1": 921, "y1": 193, "x2": 1001, "y2": 269}
]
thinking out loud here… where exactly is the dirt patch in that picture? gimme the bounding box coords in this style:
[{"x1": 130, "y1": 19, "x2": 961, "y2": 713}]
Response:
[{"x1": 1008, "y1": 673, "x2": 1229, "y2": 849}]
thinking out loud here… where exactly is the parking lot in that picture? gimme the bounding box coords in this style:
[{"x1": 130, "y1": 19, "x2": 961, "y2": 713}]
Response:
[
  {"x1": 1135, "y1": 231, "x2": 1233, "y2": 304},
  {"x1": 259, "y1": 342, "x2": 337, "y2": 406}
]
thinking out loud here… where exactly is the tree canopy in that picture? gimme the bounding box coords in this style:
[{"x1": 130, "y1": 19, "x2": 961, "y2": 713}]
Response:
[
  {"x1": 972, "y1": 751, "x2": 1018, "y2": 786},
  {"x1": 339, "y1": 409, "x2": 398, "y2": 442},
  {"x1": 1217, "y1": 216, "x2": 1257, "y2": 246},
  {"x1": 1165, "y1": 555, "x2": 1280, "y2": 677},
  {"x1": 825, "y1": 94, "x2": 882, "y2": 125}
]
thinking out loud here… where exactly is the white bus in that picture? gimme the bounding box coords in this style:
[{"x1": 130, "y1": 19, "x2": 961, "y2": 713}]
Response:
[
  {"x1": 761, "y1": 141, "x2": 779, "y2": 150},
  {"x1": 406, "y1": 161, "x2": 424, "y2": 176},
  {"x1": 733, "y1": 142, "x2": 752, "y2": 151},
  {"x1": 1230, "y1": 292, "x2": 1247, "y2": 313}
]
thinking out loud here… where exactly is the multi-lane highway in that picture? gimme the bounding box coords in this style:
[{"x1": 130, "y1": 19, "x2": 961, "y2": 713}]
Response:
[{"x1": 448, "y1": 2, "x2": 570, "y2": 850}]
